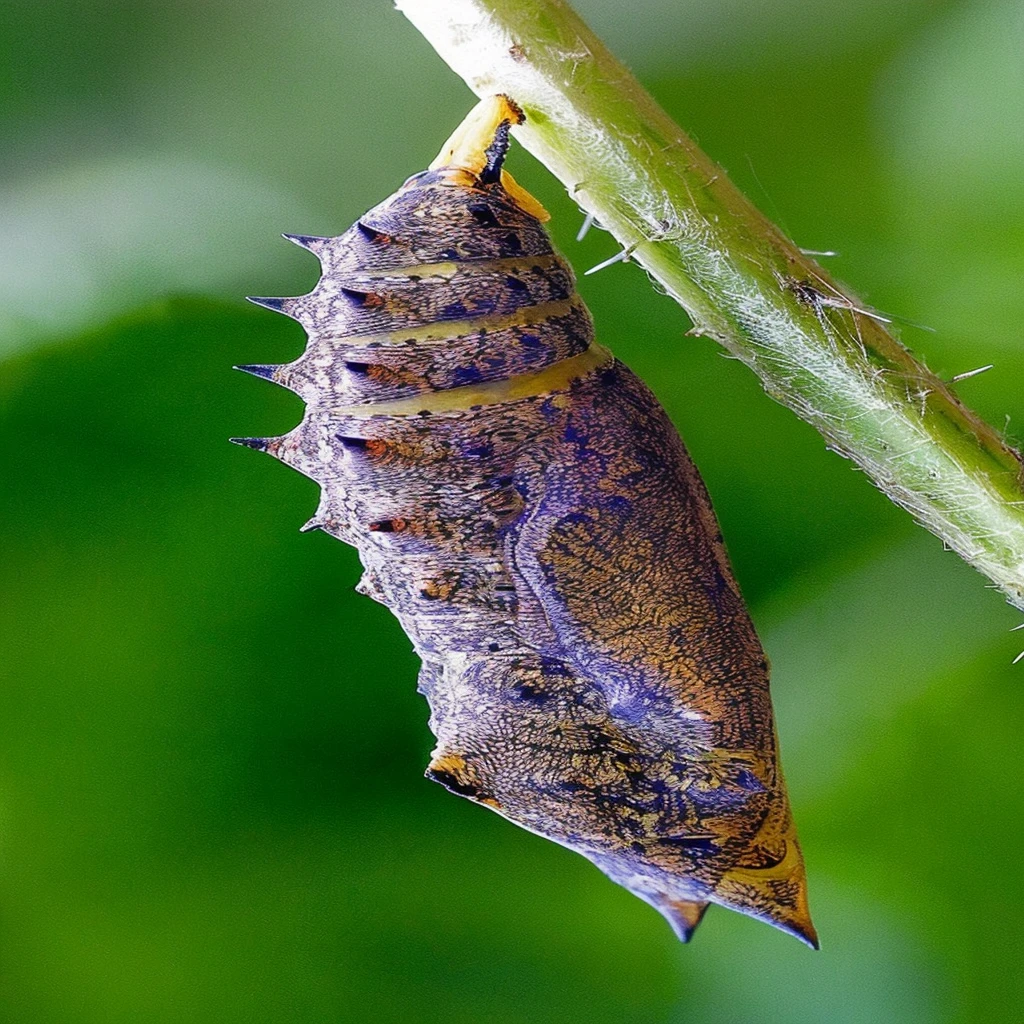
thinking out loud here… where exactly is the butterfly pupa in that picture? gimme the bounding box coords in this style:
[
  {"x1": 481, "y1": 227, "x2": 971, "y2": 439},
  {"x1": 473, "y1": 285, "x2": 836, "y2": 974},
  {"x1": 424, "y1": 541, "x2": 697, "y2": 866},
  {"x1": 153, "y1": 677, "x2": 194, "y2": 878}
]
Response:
[{"x1": 234, "y1": 94, "x2": 817, "y2": 948}]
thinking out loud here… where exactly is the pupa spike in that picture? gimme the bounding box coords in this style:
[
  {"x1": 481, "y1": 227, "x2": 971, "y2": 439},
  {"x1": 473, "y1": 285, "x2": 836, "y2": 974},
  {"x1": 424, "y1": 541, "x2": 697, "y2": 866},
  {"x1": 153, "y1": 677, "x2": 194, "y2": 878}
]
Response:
[
  {"x1": 355, "y1": 570, "x2": 387, "y2": 604},
  {"x1": 336, "y1": 435, "x2": 371, "y2": 450},
  {"x1": 282, "y1": 233, "x2": 329, "y2": 255},
  {"x1": 233, "y1": 363, "x2": 280, "y2": 381},
  {"x1": 659, "y1": 899, "x2": 710, "y2": 943},
  {"x1": 246, "y1": 295, "x2": 300, "y2": 318},
  {"x1": 339, "y1": 286, "x2": 383, "y2": 308},
  {"x1": 425, "y1": 750, "x2": 485, "y2": 800},
  {"x1": 714, "y1": 835, "x2": 819, "y2": 950},
  {"x1": 356, "y1": 221, "x2": 392, "y2": 244},
  {"x1": 231, "y1": 430, "x2": 317, "y2": 476},
  {"x1": 229, "y1": 436, "x2": 270, "y2": 452}
]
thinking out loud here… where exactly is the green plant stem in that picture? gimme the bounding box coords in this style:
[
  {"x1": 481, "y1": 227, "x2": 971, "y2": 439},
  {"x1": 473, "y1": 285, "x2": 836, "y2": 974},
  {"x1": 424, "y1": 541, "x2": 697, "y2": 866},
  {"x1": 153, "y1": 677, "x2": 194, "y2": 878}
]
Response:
[{"x1": 396, "y1": 0, "x2": 1024, "y2": 612}]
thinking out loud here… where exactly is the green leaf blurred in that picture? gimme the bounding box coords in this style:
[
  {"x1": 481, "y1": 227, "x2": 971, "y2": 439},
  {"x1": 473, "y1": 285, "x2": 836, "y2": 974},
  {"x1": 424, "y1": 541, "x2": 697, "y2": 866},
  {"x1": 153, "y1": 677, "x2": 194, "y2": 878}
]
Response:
[{"x1": 2, "y1": 0, "x2": 1023, "y2": 1021}]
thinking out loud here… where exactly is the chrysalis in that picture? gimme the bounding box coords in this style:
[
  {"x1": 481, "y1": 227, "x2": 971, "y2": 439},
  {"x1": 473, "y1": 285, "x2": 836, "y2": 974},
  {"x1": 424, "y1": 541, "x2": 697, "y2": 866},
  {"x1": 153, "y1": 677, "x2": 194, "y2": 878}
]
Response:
[{"x1": 234, "y1": 96, "x2": 816, "y2": 947}]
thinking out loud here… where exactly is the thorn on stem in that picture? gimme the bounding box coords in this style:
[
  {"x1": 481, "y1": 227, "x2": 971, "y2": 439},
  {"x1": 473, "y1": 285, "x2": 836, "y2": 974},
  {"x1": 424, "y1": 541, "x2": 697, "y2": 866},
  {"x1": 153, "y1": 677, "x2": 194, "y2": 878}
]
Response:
[
  {"x1": 585, "y1": 248, "x2": 630, "y2": 276},
  {"x1": 576, "y1": 212, "x2": 595, "y2": 242},
  {"x1": 949, "y1": 364, "x2": 994, "y2": 384}
]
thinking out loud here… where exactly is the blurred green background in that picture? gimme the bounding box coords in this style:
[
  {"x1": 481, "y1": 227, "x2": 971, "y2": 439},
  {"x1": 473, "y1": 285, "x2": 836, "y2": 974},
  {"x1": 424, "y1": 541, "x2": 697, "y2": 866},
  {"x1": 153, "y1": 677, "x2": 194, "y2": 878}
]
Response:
[{"x1": 2, "y1": 0, "x2": 1023, "y2": 1021}]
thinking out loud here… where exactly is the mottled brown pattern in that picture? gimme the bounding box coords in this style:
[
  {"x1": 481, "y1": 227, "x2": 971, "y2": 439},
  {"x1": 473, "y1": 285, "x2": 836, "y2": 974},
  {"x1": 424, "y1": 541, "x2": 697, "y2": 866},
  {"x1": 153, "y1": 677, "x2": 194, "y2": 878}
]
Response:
[{"x1": 235, "y1": 97, "x2": 816, "y2": 947}]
